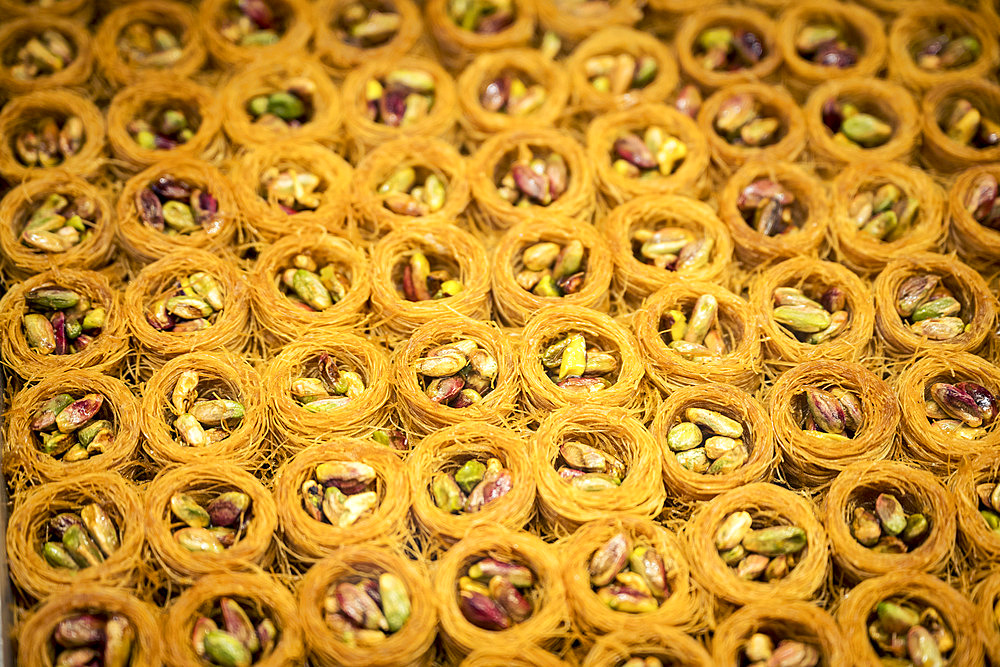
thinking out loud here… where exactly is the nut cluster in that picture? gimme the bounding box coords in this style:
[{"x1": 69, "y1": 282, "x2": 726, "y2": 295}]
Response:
[
  {"x1": 940, "y1": 98, "x2": 1000, "y2": 149},
  {"x1": 170, "y1": 370, "x2": 246, "y2": 447},
  {"x1": 127, "y1": 107, "x2": 196, "y2": 150},
  {"x1": 743, "y1": 632, "x2": 820, "y2": 667},
  {"x1": 541, "y1": 332, "x2": 618, "y2": 392},
  {"x1": 135, "y1": 174, "x2": 222, "y2": 236},
  {"x1": 446, "y1": 0, "x2": 513, "y2": 34},
  {"x1": 743, "y1": 633, "x2": 819, "y2": 667},
  {"x1": 118, "y1": 20, "x2": 183, "y2": 67},
  {"x1": 50, "y1": 613, "x2": 135, "y2": 667},
  {"x1": 895, "y1": 274, "x2": 967, "y2": 340},
  {"x1": 415, "y1": 338, "x2": 496, "y2": 407},
  {"x1": 458, "y1": 557, "x2": 535, "y2": 630},
  {"x1": 795, "y1": 24, "x2": 857, "y2": 69},
  {"x1": 867, "y1": 600, "x2": 954, "y2": 665},
  {"x1": 850, "y1": 493, "x2": 929, "y2": 554},
  {"x1": 715, "y1": 94, "x2": 780, "y2": 147},
  {"x1": 515, "y1": 240, "x2": 585, "y2": 297},
  {"x1": 800, "y1": 386, "x2": 863, "y2": 440},
  {"x1": 964, "y1": 173, "x2": 1000, "y2": 229},
  {"x1": 43, "y1": 504, "x2": 119, "y2": 571},
  {"x1": 714, "y1": 512, "x2": 807, "y2": 582},
  {"x1": 631, "y1": 226, "x2": 712, "y2": 273},
  {"x1": 975, "y1": 481, "x2": 1000, "y2": 533},
  {"x1": 20, "y1": 193, "x2": 96, "y2": 253},
  {"x1": 23, "y1": 286, "x2": 105, "y2": 356},
  {"x1": 337, "y1": 2, "x2": 401, "y2": 47},
  {"x1": 557, "y1": 440, "x2": 627, "y2": 492},
  {"x1": 583, "y1": 52, "x2": 658, "y2": 95},
  {"x1": 289, "y1": 353, "x2": 366, "y2": 412},
  {"x1": 661, "y1": 294, "x2": 730, "y2": 361},
  {"x1": 192, "y1": 597, "x2": 278, "y2": 666},
  {"x1": 821, "y1": 99, "x2": 892, "y2": 149},
  {"x1": 849, "y1": 182, "x2": 919, "y2": 242},
  {"x1": 145, "y1": 271, "x2": 226, "y2": 333},
  {"x1": 915, "y1": 32, "x2": 980, "y2": 71},
  {"x1": 32, "y1": 392, "x2": 114, "y2": 462},
  {"x1": 378, "y1": 166, "x2": 447, "y2": 217},
  {"x1": 300, "y1": 461, "x2": 378, "y2": 528},
  {"x1": 432, "y1": 457, "x2": 512, "y2": 514},
  {"x1": 695, "y1": 25, "x2": 764, "y2": 72},
  {"x1": 772, "y1": 286, "x2": 849, "y2": 345},
  {"x1": 9, "y1": 29, "x2": 75, "y2": 81},
  {"x1": 365, "y1": 69, "x2": 436, "y2": 127},
  {"x1": 925, "y1": 379, "x2": 996, "y2": 439},
  {"x1": 737, "y1": 179, "x2": 803, "y2": 238},
  {"x1": 169, "y1": 490, "x2": 252, "y2": 553},
  {"x1": 496, "y1": 147, "x2": 567, "y2": 207},
  {"x1": 612, "y1": 127, "x2": 688, "y2": 179},
  {"x1": 219, "y1": 0, "x2": 283, "y2": 47},
  {"x1": 587, "y1": 532, "x2": 670, "y2": 614},
  {"x1": 667, "y1": 407, "x2": 748, "y2": 475},
  {"x1": 262, "y1": 165, "x2": 323, "y2": 213},
  {"x1": 401, "y1": 250, "x2": 464, "y2": 302},
  {"x1": 247, "y1": 79, "x2": 315, "y2": 130},
  {"x1": 324, "y1": 573, "x2": 412, "y2": 645},
  {"x1": 14, "y1": 115, "x2": 84, "y2": 167},
  {"x1": 480, "y1": 71, "x2": 546, "y2": 116},
  {"x1": 279, "y1": 253, "x2": 350, "y2": 312}
]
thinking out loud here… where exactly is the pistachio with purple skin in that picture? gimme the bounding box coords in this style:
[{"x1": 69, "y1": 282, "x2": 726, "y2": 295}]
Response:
[
  {"x1": 14, "y1": 116, "x2": 84, "y2": 167},
  {"x1": 127, "y1": 107, "x2": 196, "y2": 151},
  {"x1": 737, "y1": 179, "x2": 802, "y2": 237},
  {"x1": 497, "y1": 150, "x2": 568, "y2": 207},
  {"x1": 301, "y1": 460, "x2": 378, "y2": 527},
  {"x1": 868, "y1": 599, "x2": 954, "y2": 664},
  {"x1": 447, "y1": 0, "x2": 514, "y2": 34},
  {"x1": 716, "y1": 511, "x2": 806, "y2": 581},
  {"x1": 916, "y1": 33, "x2": 981, "y2": 71},
  {"x1": 379, "y1": 165, "x2": 447, "y2": 217},
  {"x1": 941, "y1": 97, "x2": 1000, "y2": 149},
  {"x1": 136, "y1": 174, "x2": 222, "y2": 235},
  {"x1": 894, "y1": 273, "x2": 968, "y2": 341},
  {"x1": 217, "y1": 0, "x2": 281, "y2": 47},
  {"x1": 480, "y1": 72, "x2": 547, "y2": 116},
  {"x1": 459, "y1": 556, "x2": 535, "y2": 630},
  {"x1": 432, "y1": 456, "x2": 512, "y2": 515},
  {"x1": 338, "y1": 2, "x2": 401, "y2": 47},
  {"x1": 515, "y1": 239, "x2": 586, "y2": 297},
  {"x1": 795, "y1": 23, "x2": 857, "y2": 68},
  {"x1": 696, "y1": 25, "x2": 764, "y2": 72},
  {"x1": 170, "y1": 489, "x2": 253, "y2": 551},
  {"x1": 192, "y1": 597, "x2": 279, "y2": 665},
  {"x1": 584, "y1": 52, "x2": 659, "y2": 95},
  {"x1": 31, "y1": 389, "x2": 115, "y2": 464},
  {"x1": 20, "y1": 192, "x2": 97, "y2": 254},
  {"x1": 413, "y1": 338, "x2": 495, "y2": 408},
  {"x1": 118, "y1": 21, "x2": 184, "y2": 67},
  {"x1": 51, "y1": 613, "x2": 140, "y2": 667},
  {"x1": 963, "y1": 173, "x2": 1000, "y2": 229},
  {"x1": 43, "y1": 504, "x2": 121, "y2": 571},
  {"x1": 714, "y1": 94, "x2": 781, "y2": 148},
  {"x1": 849, "y1": 182, "x2": 920, "y2": 242},
  {"x1": 611, "y1": 126, "x2": 688, "y2": 179},
  {"x1": 365, "y1": 69, "x2": 436, "y2": 128},
  {"x1": 144, "y1": 271, "x2": 225, "y2": 333}
]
